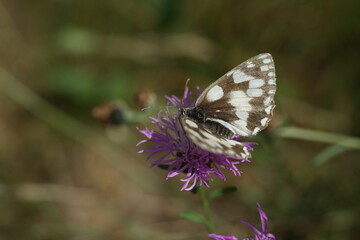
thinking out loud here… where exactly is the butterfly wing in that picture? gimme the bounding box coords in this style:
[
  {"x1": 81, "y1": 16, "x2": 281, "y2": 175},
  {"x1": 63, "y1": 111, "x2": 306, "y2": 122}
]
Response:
[
  {"x1": 195, "y1": 53, "x2": 276, "y2": 137},
  {"x1": 181, "y1": 116, "x2": 251, "y2": 159}
]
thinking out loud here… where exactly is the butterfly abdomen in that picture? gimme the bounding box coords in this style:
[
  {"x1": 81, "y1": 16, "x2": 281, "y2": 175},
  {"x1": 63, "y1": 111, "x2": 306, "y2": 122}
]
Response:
[{"x1": 205, "y1": 120, "x2": 235, "y2": 139}]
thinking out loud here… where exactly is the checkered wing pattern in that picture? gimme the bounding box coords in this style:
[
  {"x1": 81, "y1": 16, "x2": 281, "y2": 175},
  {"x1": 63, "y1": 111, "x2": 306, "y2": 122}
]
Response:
[
  {"x1": 195, "y1": 53, "x2": 276, "y2": 137},
  {"x1": 181, "y1": 116, "x2": 251, "y2": 159}
]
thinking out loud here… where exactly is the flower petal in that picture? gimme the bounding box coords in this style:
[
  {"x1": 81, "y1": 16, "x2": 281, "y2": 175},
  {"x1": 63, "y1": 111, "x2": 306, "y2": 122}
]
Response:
[{"x1": 208, "y1": 234, "x2": 239, "y2": 240}]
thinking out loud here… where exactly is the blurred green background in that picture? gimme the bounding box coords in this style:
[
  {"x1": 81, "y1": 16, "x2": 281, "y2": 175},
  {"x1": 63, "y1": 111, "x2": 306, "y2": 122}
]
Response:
[{"x1": 0, "y1": 1, "x2": 359, "y2": 240}]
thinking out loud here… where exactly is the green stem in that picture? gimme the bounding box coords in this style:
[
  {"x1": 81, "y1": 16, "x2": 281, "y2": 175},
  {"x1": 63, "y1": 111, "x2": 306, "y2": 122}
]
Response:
[
  {"x1": 276, "y1": 126, "x2": 360, "y2": 149},
  {"x1": 198, "y1": 186, "x2": 215, "y2": 233}
]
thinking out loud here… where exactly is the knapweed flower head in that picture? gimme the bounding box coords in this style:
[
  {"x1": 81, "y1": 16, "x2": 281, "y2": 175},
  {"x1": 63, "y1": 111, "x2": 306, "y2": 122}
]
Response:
[
  {"x1": 137, "y1": 87, "x2": 255, "y2": 191},
  {"x1": 208, "y1": 203, "x2": 276, "y2": 240}
]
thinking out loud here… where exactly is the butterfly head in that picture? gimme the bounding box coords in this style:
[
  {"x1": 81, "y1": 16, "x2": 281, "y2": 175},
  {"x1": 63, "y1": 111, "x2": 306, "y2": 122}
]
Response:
[{"x1": 182, "y1": 107, "x2": 206, "y2": 123}]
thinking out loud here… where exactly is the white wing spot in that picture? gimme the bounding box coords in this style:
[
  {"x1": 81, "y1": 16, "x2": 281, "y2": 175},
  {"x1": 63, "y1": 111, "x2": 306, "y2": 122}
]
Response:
[
  {"x1": 258, "y1": 54, "x2": 270, "y2": 59},
  {"x1": 265, "y1": 105, "x2": 273, "y2": 114},
  {"x1": 269, "y1": 65, "x2": 274, "y2": 69},
  {"x1": 249, "y1": 79, "x2": 265, "y2": 88},
  {"x1": 228, "y1": 149, "x2": 236, "y2": 156},
  {"x1": 247, "y1": 63, "x2": 255, "y2": 68},
  {"x1": 185, "y1": 119, "x2": 198, "y2": 129},
  {"x1": 228, "y1": 90, "x2": 253, "y2": 110},
  {"x1": 261, "y1": 117, "x2": 269, "y2": 126},
  {"x1": 206, "y1": 85, "x2": 224, "y2": 102},
  {"x1": 233, "y1": 119, "x2": 248, "y2": 131},
  {"x1": 268, "y1": 79, "x2": 276, "y2": 85},
  {"x1": 260, "y1": 65, "x2": 270, "y2": 71},
  {"x1": 226, "y1": 70, "x2": 235, "y2": 76},
  {"x1": 187, "y1": 128, "x2": 202, "y2": 140},
  {"x1": 263, "y1": 58, "x2": 272, "y2": 64},
  {"x1": 206, "y1": 139, "x2": 221, "y2": 148},
  {"x1": 241, "y1": 153, "x2": 248, "y2": 159},
  {"x1": 264, "y1": 96, "x2": 272, "y2": 105},
  {"x1": 268, "y1": 72, "x2": 275, "y2": 77},
  {"x1": 189, "y1": 129, "x2": 222, "y2": 149},
  {"x1": 202, "y1": 131, "x2": 222, "y2": 145},
  {"x1": 268, "y1": 89, "x2": 276, "y2": 94},
  {"x1": 253, "y1": 127, "x2": 261, "y2": 135},
  {"x1": 247, "y1": 88, "x2": 263, "y2": 97},
  {"x1": 228, "y1": 140, "x2": 237, "y2": 146},
  {"x1": 233, "y1": 70, "x2": 254, "y2": 83},
  {"x1": 243, "y1": 146, "x2": 250, "y2": 156},
  {"x1": 235, "y1": 111, "x2": 249, "y2": 120}
]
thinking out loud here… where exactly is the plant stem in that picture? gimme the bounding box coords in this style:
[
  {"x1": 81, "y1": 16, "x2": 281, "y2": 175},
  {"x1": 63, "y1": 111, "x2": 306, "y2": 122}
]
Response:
[
  {"x1": 198, "y1": 186, "x2": 216, "y2": 233},
  {"x1": 276, "y1": 126, "x2": 360, "y2": 149}
]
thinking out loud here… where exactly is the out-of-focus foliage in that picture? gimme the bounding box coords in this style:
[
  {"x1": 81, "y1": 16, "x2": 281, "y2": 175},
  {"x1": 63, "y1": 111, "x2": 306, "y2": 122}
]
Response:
[{"x1": 0, "y1": 0, "x2": 359, "y2": 240}]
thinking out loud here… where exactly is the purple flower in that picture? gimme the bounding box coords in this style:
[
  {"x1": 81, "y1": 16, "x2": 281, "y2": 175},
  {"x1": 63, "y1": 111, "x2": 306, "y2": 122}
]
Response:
[
  {"x1": 137, "y1": 87, "x2": 255, "y2": 191},
  {"x1": 208, "y1": 235, "x2": 239, "y2": 240},
  {"x1": 208, "y1": 203, "x2": 276, "y2": 240}
]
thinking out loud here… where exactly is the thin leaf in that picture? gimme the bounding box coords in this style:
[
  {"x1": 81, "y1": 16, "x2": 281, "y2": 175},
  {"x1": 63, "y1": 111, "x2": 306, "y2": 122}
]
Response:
[
  {"x1": 313, "y1": 145, "x2": 348, "y2": 166},
  {"x1": 208, "y1": 186, "x2": 237, "y2": 200},
  {"x1": 179, "y1": 211, "x2": 205, "y2": 224}
]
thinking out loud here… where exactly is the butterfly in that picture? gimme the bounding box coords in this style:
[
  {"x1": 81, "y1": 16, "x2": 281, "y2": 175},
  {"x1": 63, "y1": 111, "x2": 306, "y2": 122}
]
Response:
[{"x1": 180, "y1": 53, "x2": 276, "y2": 159}]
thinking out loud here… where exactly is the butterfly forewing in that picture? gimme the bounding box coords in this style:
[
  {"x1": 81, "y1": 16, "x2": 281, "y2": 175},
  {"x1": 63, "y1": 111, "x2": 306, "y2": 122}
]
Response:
[
  {"x1": 181, "y1": 116, "x2": 251, "y2": 159},
  {"x1": 195, "y1": 53, "x2": 276, "y2": 137}
]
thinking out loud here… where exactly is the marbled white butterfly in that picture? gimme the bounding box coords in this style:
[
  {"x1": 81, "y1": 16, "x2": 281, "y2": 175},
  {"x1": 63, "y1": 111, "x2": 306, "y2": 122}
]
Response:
[{"x1": 181, "y1": 53, "x2": 276, "y2": 159}]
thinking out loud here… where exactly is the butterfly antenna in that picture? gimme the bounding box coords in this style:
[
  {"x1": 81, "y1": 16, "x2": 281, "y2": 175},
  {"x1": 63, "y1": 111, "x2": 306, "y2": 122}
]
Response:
[
  {"x1": 178, "y1": 78, "x2": 191, "y2": 109},
  {"x1": 140, "y1": 105, "x2": 164, "y2": 111},
  {"x1": 185, "y1": 78, "x2": 190, "y2": 88},
  {"x1": 141, "y1": 106, "x2": 153, "y2": 111},
  {"x1": 141, "y1": 105, "x2": 178, "y2": 112}
]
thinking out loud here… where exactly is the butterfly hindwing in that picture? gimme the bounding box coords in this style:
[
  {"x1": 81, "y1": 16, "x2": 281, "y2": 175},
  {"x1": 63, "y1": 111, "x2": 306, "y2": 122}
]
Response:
[
  {"x1": 181, "y1": 116, "x2": 251, "y2": 159},
  {"x1": 194, "y1": 53, "x2": 276, "y2": 137}
]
